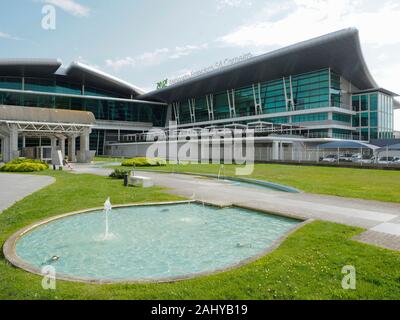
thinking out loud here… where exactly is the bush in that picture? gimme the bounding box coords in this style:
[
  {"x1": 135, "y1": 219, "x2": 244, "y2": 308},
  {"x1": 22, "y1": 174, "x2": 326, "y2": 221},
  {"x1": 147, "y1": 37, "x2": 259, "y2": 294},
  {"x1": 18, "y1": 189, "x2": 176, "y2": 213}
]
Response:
[
  {"x1": 121, "y1": 157, "x2": 167, "y2": 167},
  {"x1": 109, "y1": 168, "x2": 132, "y2": 179},
  {"x1": 0, "y1": 158, "x2": 49, "y2": 172}
]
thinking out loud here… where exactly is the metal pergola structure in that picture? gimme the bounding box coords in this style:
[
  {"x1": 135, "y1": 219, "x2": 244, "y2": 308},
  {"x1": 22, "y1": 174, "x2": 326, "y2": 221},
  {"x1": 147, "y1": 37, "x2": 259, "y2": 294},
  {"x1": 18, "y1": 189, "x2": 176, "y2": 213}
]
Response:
[
  {"x1": 3, "y1": 120, "x2": 92, "y2": 136},
  {"x1": 0, "y1": 105, "x2": 96, "y2": 163}
]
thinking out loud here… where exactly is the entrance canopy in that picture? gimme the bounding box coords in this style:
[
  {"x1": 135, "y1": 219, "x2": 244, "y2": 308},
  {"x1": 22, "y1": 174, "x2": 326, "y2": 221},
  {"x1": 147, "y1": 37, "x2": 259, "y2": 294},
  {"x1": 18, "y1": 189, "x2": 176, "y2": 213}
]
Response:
[
  {"x1": 377, "y1": 143, "x2": 400, "y2": 151},
  {"x1": 0, "y1": 105, "x2": 95, "y2": 135},
  {"x1": 317, "y1": 141, "x2": 379, "y2": 150},
  {"x1": 0, "y1": 105, "x2": 96, "y2": 163}
]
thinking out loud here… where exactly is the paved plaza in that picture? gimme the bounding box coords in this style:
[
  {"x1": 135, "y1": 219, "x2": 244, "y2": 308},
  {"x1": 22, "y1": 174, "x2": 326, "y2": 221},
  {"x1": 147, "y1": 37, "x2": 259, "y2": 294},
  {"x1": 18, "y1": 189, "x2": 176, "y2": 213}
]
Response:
[{"x1": 0, "y1": 173, "x2": 55, "y2": 213}]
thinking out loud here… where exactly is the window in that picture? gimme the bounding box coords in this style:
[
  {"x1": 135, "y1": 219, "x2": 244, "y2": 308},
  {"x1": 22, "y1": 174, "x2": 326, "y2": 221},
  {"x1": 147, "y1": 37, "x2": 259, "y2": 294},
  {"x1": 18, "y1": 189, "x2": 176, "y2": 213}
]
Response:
[
  {"x1": 352, "y1": 96, "x2": 360, "y2": 112},
  {"x1": 332, "y1": 113, "x2": 351, "y2": 123},
  {"x1": 292, "y1": 113, "x2": 328, "y2": 123}
]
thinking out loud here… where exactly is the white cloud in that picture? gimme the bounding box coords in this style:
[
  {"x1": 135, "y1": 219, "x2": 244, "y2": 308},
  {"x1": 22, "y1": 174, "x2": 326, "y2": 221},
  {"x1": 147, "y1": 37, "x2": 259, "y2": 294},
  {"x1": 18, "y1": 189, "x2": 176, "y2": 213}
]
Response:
[
  {"x1": 169, "y1": 44, "x2": 209, "y2": 59},
  {"x1": 219, "y1": 0, "x2": 400, "y2": 47},
  {"x1": 105, "y1": 44, "x2": 208, "y2": 70},
  {"x1": 216, "y1": 0, "x2": 252, "y2": 11},
  {"x1": 374, "y1": 63, "x2": 400, "y2": 93},
  {"x1": 42, "y1": 0, "x2": 90, "y2": 17},
  {"x1": 105, "y1": 48, "x2": 170, "y2": 70},
  {"x1": 75, "y1": 56, "x2": 99, "y2": 69},
  {"x1": 0, "y1": 31, "x2": 21, "y2": 41}
]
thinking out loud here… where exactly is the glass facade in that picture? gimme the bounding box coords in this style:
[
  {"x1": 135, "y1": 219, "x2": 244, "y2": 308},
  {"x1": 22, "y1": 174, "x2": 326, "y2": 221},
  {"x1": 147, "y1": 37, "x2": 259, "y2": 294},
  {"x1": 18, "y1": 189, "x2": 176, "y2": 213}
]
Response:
[
  {"x1": 0, "y1": 76, "x2": 168, "y2": 155},
  {"x1": 0, "y1": 90, "x2": 167, "y2": 126},
  {"x1": 169, "y1": 68, "x2": 365, "y2": 140},
  {"x1": 172, "y1": 68, "x2": 343, "y2": 125},
  {"x1": 0, "y1": 66, "x2": 396, "y2": 155},
  {"x1": 0, "y1": 76, "x2": 125, "y2": 98},
  {"x1": 352, "y1": 92, "x2": 394, "y2": 140}
]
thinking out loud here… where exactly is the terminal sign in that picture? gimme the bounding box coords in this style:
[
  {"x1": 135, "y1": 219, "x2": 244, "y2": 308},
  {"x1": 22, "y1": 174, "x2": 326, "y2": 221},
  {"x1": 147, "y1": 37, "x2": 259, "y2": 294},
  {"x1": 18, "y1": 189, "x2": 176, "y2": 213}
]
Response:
[{"x1": 156, "y1": 52, "x2": 253, "y2": 90}]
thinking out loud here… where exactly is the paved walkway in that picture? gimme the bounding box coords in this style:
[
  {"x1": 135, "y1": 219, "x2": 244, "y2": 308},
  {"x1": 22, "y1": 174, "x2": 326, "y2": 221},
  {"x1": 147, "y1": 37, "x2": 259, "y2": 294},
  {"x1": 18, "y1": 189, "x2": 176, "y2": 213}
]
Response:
[
  {"x1": 72, "y1": 164, "x2": 400, "y2": 251},
  {"x1": 0, "y1": 173, "x2": 55, "y2": 213}
]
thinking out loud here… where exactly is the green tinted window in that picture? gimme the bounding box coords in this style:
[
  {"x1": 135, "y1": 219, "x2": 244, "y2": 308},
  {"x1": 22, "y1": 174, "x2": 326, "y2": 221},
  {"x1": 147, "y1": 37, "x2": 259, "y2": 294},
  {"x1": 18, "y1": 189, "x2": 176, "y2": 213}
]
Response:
[
  {"x1": 333, "y1": 113, "x2": 351, "y2": 123},
  {"x1": 370, "y1": 94, "x2": 378, "y2": 111},
  {"x1": 292, "y1": 113, "x2": 328, "y2": 123}
]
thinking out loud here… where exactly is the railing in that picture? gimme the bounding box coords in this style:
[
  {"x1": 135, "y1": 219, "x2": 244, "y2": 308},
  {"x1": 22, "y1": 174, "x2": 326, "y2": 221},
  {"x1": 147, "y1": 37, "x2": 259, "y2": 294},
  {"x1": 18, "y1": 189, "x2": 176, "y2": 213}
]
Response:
[{"x1": 173, "y1": 104, "x2": 354, "y2": 126}]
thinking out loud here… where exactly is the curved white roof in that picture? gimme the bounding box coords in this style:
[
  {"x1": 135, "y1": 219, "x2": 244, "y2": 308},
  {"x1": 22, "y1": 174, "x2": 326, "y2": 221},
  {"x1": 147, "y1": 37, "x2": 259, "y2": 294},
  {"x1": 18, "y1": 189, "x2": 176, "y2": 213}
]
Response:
[
  {"x1": 0, "y1": 59, "x2": 144, "y2": 97},
  {"x1": 138, "y1": 28, "x2": 381, "y2": 103},
  {"x1": 65, "y1": 62, "x2": 145, "y2": 95}
]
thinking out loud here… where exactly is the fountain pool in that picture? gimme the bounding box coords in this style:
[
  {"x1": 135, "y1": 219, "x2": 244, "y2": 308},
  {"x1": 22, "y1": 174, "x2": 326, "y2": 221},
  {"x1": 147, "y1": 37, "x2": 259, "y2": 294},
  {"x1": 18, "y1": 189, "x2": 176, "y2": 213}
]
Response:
[{"x1": 13, "y1": 203, "x2": 300, "y2": 283}]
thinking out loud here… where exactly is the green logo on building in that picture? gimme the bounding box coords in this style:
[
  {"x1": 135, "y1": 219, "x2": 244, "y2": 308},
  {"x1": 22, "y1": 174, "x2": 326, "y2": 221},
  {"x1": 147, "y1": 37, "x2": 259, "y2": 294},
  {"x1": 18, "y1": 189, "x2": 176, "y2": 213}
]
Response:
[{"x1": 156, "y1": 79, "x2": 169, "y2": 90}]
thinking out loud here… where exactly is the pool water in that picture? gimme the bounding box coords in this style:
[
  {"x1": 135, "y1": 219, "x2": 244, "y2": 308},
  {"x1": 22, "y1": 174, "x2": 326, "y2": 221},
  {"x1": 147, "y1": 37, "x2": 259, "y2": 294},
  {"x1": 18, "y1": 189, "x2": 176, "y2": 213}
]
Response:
[{"x1": 16, "y1": 204, "x2": 299, "y2": 282}]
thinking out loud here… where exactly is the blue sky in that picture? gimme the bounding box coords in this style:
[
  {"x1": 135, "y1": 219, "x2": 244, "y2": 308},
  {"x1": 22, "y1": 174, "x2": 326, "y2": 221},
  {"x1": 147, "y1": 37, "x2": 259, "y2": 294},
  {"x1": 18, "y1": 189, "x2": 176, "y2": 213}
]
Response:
[{"x1": 1, "y1": 0, "x2": 399, "y2": 128}]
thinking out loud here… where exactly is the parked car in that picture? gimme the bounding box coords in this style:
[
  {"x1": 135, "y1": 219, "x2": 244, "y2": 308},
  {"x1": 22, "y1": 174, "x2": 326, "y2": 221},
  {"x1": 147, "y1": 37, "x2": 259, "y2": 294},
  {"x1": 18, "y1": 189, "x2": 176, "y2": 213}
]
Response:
[
  {"x1": 339, "y1": 154, "x2": 354, "y2": 162},
  {"x1": 352, "y1": 154, "x2": 374, "y2": 164},
  {"x1": 377, "y1": 156, "x2": 398, "y2": 164},
  {"x1": 321, "y1": 154, "x2": 338, "y2": 162}
]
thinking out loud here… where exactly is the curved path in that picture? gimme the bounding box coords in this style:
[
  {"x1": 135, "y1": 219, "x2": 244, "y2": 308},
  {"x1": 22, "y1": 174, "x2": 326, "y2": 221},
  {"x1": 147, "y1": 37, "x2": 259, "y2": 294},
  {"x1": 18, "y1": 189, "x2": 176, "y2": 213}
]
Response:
[
  {"x1": 0, "y1": 173, "x2": 55, "y2": 213},
  {"x1": 72, "y1": 164, "x2": 400, "y2": 251}
]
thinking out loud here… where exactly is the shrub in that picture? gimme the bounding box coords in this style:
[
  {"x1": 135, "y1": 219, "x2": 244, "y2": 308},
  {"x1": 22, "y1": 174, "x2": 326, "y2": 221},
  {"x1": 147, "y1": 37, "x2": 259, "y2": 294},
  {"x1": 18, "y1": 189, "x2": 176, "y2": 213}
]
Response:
[
  {"x1": 154, "y1": 158, "x2": 167, "y2": 166},
  {"x1": 109, "y1": 168, "x2": 132, "y2": 179},
  {"x1": 0, "y1": 158, "x2": 48, "y2": 172},
  {"x1": 121, "y1": 157, "x2": 166, "y2": 167}
]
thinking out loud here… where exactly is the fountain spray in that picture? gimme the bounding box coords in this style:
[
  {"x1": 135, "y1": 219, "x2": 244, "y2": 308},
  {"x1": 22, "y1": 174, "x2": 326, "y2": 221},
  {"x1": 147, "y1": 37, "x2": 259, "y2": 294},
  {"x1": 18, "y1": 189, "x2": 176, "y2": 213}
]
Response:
[{"x1": 103, "y1": 197, "x2": 113, "y2": 240}]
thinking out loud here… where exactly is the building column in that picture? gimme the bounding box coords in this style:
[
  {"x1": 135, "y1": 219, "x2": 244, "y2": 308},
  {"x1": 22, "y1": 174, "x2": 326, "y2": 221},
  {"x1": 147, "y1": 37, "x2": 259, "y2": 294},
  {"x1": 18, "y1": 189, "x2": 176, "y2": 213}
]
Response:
[
  {"x1": 59, "y1": 136, "x2": 66, "y2": 159},
  {"x1": 78, "y1": 129, "x2": 91, "y2": 163},
  {"x1": 0, "y1": 136, "x2": 5, "y2": 162},
  {"x1": 9, "y1": 124, "x2": 19, "y2": 162},
  {"x1": 22, "y1": 135, "x2": 26, "y2": 149},
  {"x1": 50, "y1": 136, "x2": 58, "y2": 164},
  {"x1": 2, "y1": 136, "x2": 11, "y2": 163},
  {"x1": 68, "y1": 135, "x2": 77, "y2": 162},
  {"x1": 272, "y1": 141, "x2": 280, "y2": 160},
  {"x1": 279, "y1": 142, "x2": 284, "y2": 160}
]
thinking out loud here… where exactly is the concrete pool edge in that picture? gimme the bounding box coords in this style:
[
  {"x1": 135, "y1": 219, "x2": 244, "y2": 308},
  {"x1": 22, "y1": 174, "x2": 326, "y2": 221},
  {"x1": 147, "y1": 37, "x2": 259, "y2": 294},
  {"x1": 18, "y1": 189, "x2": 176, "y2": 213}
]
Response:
[{"x1": 3, "y1": 201, "x2": 311, "y2": 285}]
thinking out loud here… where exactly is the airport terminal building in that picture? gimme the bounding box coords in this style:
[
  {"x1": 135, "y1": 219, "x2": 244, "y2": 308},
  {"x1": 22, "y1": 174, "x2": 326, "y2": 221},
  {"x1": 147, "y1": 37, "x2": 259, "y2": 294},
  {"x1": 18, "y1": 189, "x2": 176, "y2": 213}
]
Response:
[{"x1": 0, "y1": 28, "x2": 399, "y2": 162}]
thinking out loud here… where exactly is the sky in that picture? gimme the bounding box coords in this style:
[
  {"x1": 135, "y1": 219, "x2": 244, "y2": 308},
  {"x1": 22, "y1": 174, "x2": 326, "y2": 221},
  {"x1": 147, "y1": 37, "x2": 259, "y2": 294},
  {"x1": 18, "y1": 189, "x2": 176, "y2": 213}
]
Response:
[{"x1": 0, "y1": 0, "x2": 399, "y2": 129}]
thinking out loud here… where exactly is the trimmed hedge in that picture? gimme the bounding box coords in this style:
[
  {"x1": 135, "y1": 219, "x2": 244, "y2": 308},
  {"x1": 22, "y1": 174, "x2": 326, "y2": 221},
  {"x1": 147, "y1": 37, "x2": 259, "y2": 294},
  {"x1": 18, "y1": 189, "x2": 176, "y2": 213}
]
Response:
[
  {"x1": 0, "y1": 158, "x2": 49, "y2": 172},
  {"x1": 109, "y1": 168, "x2": 132, "y2": 179},
  {"x1": 121, "y1": 157, "x2": 167, "y2": 167}
]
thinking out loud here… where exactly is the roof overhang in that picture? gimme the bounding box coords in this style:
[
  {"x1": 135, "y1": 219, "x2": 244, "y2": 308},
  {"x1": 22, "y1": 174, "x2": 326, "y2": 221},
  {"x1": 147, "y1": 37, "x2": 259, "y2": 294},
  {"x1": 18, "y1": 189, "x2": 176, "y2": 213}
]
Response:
[
  {"x1": 353, "y1": 87, "x2": 399, "y2": 96},
  {"x1": 0, "y1": 59, "x2": 145, "y2": 98},
  {"x1": 0, "y1": 105, "x2": 96, "y2": 125},
  {"x1": 318, "y1": 141, "x2": 379, "y2": 150},
  {"x1": 394, "y1": 99, "x2": 400, "y2": 110},
  {"x1": 138, "y1": 28, "x2": 378, "y2": 103},
  {"x1": 0, "y1": 59, "x2": 62, "y2": 77},
  {"x1": 65, "y1": 62, "x2": 145, "y2": 97}
]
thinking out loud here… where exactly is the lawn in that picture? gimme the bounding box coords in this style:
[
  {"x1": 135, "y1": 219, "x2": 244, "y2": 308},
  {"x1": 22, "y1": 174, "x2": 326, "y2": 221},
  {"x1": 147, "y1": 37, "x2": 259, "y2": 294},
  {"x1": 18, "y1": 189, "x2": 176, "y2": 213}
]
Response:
[
  {"x1": 124, "y1": 163, "x2": 400, "y2": 203},
  {"x1": 1, "y1": 170, "x2": 400, "y2": 299}
]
